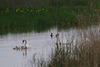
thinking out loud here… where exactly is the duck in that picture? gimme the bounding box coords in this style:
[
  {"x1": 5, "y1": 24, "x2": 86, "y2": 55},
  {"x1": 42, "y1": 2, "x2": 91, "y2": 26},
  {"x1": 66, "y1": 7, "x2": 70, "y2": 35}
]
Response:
[
  {"x1": 50, "y1": 33, "x2": 53, "y2": 38},
  {"x1": 21, "y1": 39, "x2": 31, "y2": 49}
]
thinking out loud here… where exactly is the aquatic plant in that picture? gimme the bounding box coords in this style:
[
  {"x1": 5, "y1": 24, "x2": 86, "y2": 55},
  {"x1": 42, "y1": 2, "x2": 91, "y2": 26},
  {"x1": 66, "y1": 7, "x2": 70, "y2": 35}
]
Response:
[{"x1": 36, "y1": 26, "x2": 100, "y2": 67}]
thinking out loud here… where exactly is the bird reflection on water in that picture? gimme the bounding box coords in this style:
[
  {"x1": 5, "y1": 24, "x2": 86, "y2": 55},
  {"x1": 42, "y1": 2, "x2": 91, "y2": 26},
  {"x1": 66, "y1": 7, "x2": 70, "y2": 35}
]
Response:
[{"x1": 13, "y1": 40, "x2": 31, "y2": 57}]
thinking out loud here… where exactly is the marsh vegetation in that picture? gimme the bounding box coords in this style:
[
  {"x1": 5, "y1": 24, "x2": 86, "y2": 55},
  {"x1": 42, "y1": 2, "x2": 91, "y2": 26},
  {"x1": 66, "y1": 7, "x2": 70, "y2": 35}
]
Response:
[
  {"x1": 0, "y1": 0, "x2": 100, "y2": 34},
  {"x1": 0, "y1": 0, "x2": 100, "y2": 67},
  {"x1": 34, "y1": 26, "x2": 100, "y2": 67}
]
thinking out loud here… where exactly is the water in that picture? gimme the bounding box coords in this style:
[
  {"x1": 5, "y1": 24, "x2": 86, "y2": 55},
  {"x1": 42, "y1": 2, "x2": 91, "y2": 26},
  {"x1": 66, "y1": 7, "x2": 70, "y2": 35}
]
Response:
[
  {"x1": 0, "y1": 30, "x2": 54, "y2": 67},
  {"x1": 0, "y1": 26, "x2": 99, "y2": 67}
]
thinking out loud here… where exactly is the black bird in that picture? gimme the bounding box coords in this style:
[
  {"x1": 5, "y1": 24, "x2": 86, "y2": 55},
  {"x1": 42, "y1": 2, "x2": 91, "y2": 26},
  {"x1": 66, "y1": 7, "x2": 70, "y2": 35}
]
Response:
[{"x1": 50, "y1": 33, "x2": 53, "y2": 38}]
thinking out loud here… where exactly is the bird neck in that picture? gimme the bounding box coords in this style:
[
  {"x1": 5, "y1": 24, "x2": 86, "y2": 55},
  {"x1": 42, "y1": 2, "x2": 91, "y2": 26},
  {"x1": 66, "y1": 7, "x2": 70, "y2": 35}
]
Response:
[{"x1": 24, "y1": 40, "x2": 27, "y2": 46}]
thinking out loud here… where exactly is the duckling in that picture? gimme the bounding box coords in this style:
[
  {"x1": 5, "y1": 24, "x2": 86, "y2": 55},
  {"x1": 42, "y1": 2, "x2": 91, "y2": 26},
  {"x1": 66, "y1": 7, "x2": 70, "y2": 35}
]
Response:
[{"x1": 13, "y1": 46, "x2": 20, "y2": 50}]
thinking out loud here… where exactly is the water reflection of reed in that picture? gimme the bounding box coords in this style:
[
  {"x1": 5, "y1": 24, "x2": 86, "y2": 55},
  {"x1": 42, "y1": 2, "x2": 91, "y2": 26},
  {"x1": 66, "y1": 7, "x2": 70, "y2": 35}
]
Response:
[{"x1": 29, "y1": 26, "x2": 100, "y2": 67}]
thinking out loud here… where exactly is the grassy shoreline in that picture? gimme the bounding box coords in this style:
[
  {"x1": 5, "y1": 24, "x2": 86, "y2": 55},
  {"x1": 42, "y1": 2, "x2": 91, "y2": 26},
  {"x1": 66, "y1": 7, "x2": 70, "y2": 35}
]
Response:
[{"x1": 0, "y1": 0, "x2": 100, "y2": 34}]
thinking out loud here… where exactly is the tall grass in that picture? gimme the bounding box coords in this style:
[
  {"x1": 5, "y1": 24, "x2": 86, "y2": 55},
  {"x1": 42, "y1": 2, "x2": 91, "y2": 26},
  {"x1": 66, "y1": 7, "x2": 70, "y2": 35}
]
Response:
[
  {"x1": 0, "y1": 0, "x2": 100, "y2": 34},
  {"x1": 0, "y1": 8, "x2": 54, "y2": 34},
  {"x1": 35, "y1": 25, "x2": 100, "y2": 67},
  {"x1": 1, "y1": 6, "x2": 100, "y2": 27}
]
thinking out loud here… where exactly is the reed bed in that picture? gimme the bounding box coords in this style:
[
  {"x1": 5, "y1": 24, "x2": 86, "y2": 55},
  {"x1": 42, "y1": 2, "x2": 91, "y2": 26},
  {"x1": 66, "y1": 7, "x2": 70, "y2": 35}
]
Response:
[{"x1": 34, "y1": 26, "x2": 100, "y2": 67}]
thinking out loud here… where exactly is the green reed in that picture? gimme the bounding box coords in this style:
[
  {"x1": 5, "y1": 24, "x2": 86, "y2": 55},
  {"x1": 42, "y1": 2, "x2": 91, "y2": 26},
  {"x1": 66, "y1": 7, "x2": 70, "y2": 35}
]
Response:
[{"x1": 0, "y1": 0, "x2": 100, "y2": 35}]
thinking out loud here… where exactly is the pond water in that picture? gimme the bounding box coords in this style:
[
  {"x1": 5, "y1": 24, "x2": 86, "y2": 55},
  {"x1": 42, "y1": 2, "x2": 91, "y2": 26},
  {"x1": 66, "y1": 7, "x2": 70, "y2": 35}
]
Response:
[{"x1": 0, "y1": 26, "x2": 99, "y2": 67}]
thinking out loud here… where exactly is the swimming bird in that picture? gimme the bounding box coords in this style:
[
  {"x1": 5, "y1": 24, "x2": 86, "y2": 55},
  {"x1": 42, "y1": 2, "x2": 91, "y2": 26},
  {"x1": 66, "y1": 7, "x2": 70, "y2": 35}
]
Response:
[
  {"x1": 50, "y1": 33, "x2": 53, "y2": 38},
  {"x1": 21, "y1": 40, "x2": 31, "y2": 49},
  {"x1": 56, "y1": 33, "x2": 69, "y2": 45},
  {"x1": 56, "y1": 33, "x2": 60, "y2": 43},
  {"x1": 13, "y1": 40, "x2": 31, "y2": 50},
  {"x1": 13, "y1": 46, "x2": 20, "y2": 50}
]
